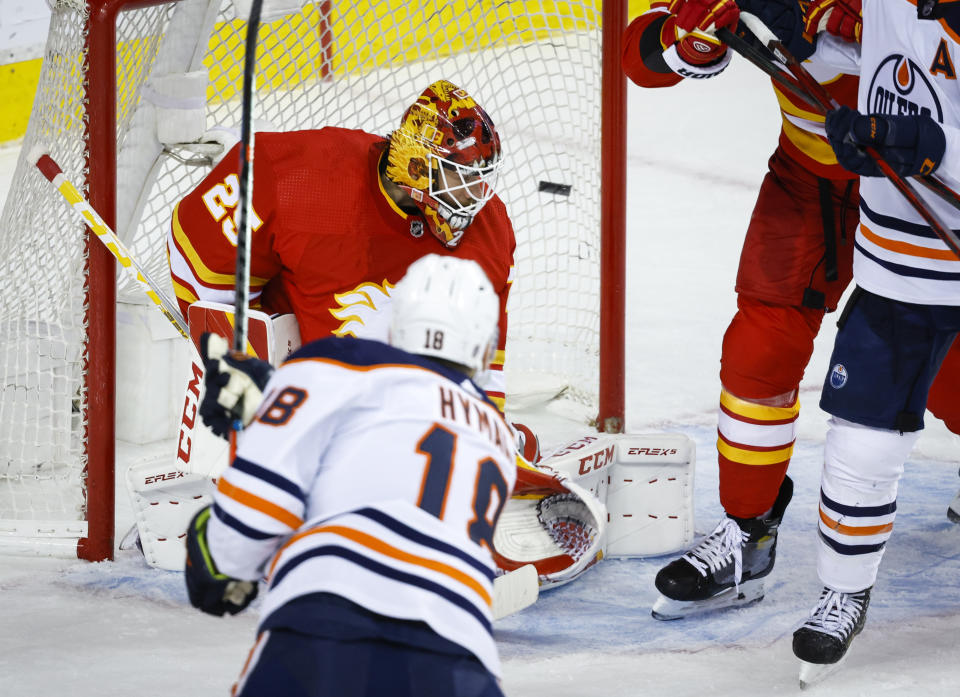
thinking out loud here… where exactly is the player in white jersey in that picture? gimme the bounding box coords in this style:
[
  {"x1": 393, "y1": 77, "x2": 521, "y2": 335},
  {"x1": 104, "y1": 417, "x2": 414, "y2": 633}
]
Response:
[
  {"x1": 787, "y1": 0, "x2": 960, "y2": 683},
  {"x1": 183, "y1": 254, "x2": 515, "y2": 697}
]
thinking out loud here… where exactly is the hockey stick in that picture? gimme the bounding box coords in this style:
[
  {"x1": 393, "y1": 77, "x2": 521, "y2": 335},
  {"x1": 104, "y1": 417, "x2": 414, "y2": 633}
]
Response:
[
  {"x1": 713, "y1": 26, "x2": 821, "y2": 112},
  {"x1": 721, "y1": 14, "x2": 960, "y2": 260},
  {"x1": 736, "y1": 16, "x2": 960, "y2": 221},
  {"x1": 226, "y1": 0, "x2": 265, "y2": 447},
  {"x1": 234, "y1": 0, "x2": 263, "y2": 355},
  {"x1": 492, "y1": 563, "x2": 540, "y2": 620},
  {"x1": 30, "y1": 147, "x2": 190, "y2": 340}
]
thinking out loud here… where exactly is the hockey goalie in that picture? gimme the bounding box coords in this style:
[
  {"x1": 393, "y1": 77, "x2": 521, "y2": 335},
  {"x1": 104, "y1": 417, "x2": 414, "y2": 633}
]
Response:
[
  {"x1": 126, "y1": 78, "x2": 696, "y2": 603},
  {"x1": 126, "y1": 79, "x2": 516, "y2": 566}
]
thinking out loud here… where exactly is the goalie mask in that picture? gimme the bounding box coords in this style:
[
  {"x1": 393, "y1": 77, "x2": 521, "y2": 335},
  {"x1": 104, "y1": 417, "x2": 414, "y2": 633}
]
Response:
[
  {"x1": 387, "y1": 80, "x2": 502, "y2": 249},
  {"x1": 389, "y1": 254, "x2": 499, "y2": 375}
]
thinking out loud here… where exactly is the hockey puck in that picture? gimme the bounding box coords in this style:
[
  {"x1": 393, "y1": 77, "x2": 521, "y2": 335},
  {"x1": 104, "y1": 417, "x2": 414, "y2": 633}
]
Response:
[{"x1": 538, "y1": 181, "x2": 572, "y2": 196}]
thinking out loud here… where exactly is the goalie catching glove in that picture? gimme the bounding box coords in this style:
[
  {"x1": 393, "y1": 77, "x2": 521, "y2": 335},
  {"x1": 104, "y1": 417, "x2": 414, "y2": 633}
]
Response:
[
  {"x1": 199, "y1": 332, "x2": 275, "y2": 438},
  {"x1": 184, "y1": 506, "x2": 259, "y2": 616},
  {"x1": 492, "y1": 464, "x2": 606, "y2": 589}
]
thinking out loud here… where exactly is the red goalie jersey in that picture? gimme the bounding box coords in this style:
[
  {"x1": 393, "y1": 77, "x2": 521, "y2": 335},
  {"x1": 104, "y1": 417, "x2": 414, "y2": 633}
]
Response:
[{"x1": 167, "y1": 128, "x2": 516, "y2": 406}]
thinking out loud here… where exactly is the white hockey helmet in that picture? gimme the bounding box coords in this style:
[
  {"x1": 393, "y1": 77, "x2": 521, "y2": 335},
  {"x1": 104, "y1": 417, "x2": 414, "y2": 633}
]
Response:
[{"x1": 390, "y1": 254, "x2": 499, "y2": 375}]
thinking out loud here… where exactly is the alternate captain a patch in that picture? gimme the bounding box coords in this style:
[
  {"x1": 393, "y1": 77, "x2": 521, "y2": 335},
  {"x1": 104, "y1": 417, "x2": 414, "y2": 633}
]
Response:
[{"x1": 929, "y1": 39, "x2": 957, "y2": 79}]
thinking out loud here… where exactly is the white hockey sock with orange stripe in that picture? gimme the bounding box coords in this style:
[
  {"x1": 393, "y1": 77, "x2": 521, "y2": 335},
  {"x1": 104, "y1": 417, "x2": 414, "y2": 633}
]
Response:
[{"x1": 816, "y1": 417, "x2": 920, "y2": 592}]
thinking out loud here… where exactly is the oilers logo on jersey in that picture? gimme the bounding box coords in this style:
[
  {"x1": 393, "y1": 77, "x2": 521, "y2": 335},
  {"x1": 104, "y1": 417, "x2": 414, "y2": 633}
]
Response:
[
  {"x1": 866, "y1": 55, "x2": 942, "y2": 121},
  {"x1": 829, "y1": 363, "x2": 848, "y2": 389}
]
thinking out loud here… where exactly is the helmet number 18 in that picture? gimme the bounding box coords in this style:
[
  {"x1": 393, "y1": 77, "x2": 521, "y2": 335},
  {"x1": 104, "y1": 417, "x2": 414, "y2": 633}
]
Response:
[{"x1": 425, "y1": 329, "x2": 445, "y2": 350}]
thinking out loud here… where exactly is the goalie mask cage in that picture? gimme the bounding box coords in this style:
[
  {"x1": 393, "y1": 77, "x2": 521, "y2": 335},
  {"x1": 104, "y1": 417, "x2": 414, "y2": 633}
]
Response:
[{"x1": 0, "y1": 0, "x2": 626, "y2": 560}]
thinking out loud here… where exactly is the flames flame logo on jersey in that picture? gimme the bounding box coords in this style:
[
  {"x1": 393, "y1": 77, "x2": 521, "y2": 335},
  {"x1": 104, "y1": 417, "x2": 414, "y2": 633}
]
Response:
[
  {"x1": 329, "y1": 280, "x2": 395, "y2": 340},
  {"x1": 386, "y1": 80, "x2": 502, "y2": 249},
  {"x1": 867, "y1": 55, "x2": 943, "y2": 122}
]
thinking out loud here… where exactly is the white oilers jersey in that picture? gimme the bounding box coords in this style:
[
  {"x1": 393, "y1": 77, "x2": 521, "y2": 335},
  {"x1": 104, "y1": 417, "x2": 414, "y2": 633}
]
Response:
[
  {"x1": 206, "y1": 336, "x2": 517, "y2": 676},
  {"x1": 853, "y1": 0, "x2": 960, "y2": 304}
]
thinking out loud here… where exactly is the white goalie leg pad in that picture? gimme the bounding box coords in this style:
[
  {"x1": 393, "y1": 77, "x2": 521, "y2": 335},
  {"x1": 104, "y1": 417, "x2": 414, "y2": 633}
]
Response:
[
  {"x1": 126, "y1": 462, "x2": 215, "y2": 570},
  {"x1": 491, "y1": 433, "x2": 695, "y2": 590},
  {"x1": 543, "y1": 433, "x2": 696, "y2": 558},
  {"x1": 123, "y1": 350, "x2": 224, "y2": 570},
  {"x1": 126, "y1": 303, "x2": 301, "y2": 569}
]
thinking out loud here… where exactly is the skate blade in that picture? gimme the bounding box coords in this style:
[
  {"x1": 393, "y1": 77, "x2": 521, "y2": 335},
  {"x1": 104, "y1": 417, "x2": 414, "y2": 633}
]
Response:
[
  {"x1": 798, "y1": 656, "x2": 847, "y2": 690},
  {"x1": 650, "y1": 579, "x2": 764, "y2": 621},
  {"x1": 947, "y1": 498, "x2": 960, "y2": 524},
  {"x1": 118, "y1": 523, "x2": 142, "y2": 552}
]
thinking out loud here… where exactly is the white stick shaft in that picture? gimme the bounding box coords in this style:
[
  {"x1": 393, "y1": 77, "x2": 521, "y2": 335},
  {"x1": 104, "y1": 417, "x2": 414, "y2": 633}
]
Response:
[
  {"x1": 492, "y1": 563, "x2": 539, "y2": 620},
  {"x1": 739, "y1": 12, "x2": 780, "y2": 49},
  {"x1": 30, "y1": 147, "x2": 190, "y2": 339}
]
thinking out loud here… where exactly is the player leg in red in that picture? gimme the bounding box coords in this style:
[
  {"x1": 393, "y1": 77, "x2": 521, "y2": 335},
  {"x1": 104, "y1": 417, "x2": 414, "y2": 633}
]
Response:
[
  {"x1": 926, "y1": 338, "x2": 960, "y2": 522},
  {"x1": 652, "y1": 147, "x2": 857, "y2": 620}
]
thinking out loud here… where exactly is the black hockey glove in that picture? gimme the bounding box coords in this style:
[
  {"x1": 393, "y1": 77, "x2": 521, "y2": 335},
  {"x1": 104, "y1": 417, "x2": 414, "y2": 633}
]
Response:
[
  {"x1": 826, "y1": 106, "x2": 946, "y2": 178},
  {"x1": 736, "y1": 0, "x2": 817, "y2": 61},
  {"x1": 199, "y1": 332, "x2": 274, "y2": 439},
  {"x1": 184, "y1": 506, "x2": 259, "y2": 616}
]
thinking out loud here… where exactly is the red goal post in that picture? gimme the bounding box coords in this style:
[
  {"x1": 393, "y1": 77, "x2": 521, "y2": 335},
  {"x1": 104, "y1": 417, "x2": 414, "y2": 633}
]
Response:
[{"x1": 0, "y1": 0, "x2": 627, "y2": 561}]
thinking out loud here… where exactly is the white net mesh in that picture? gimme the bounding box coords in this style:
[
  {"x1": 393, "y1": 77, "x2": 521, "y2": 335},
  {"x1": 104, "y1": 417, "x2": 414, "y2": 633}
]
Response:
[
  {"x1": 0, "y1": 5, "x2": 92, "y2": 540},
  {"x1": 0, "y1": 0, "x2": 607, "y2": 550}
]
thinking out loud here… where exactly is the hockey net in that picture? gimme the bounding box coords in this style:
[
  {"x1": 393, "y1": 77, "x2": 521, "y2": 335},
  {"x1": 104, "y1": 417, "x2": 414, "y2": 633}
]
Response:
[{"x1": 0, "y1": 0, "x2": 626, "y2": 559}]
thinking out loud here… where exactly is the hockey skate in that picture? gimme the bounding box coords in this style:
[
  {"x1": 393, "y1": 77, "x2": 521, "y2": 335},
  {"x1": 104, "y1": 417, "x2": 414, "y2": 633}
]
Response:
[
  {"x1": 947, "y1": 471, "x2": 960, "y2": 523},
  {"x1": 651, "y1": 476, "x2": 792, "y2": 621},
  {"x1": 793, "y1": 586, "x2": 871, "y2": 689}
]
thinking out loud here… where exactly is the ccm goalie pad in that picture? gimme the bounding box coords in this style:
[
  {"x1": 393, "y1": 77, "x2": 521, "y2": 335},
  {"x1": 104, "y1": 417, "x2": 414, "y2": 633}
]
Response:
[
  {"x1": 124, "y1": 301, "x2": 300, "y2": 570},
  {"x1": 545, "y1": 433, "x2": 696, "y2": 558}
]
